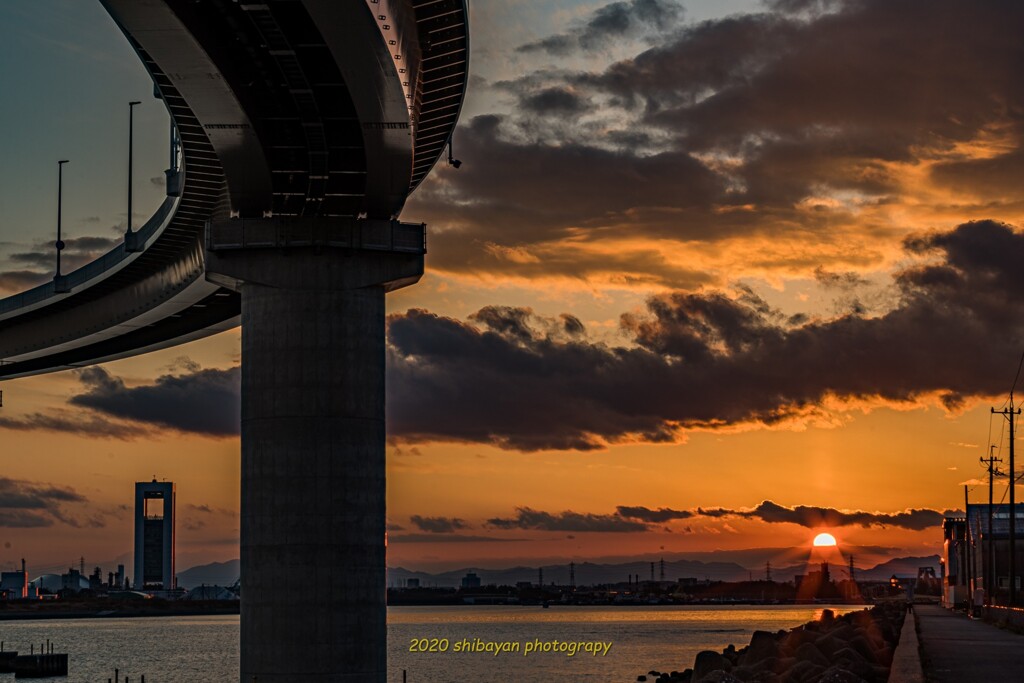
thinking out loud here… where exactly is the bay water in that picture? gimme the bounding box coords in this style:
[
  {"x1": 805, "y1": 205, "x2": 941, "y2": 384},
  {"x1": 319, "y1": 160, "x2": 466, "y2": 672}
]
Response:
[{"x1": 0, "y1": 604, "x2": 864, "y2": 682}]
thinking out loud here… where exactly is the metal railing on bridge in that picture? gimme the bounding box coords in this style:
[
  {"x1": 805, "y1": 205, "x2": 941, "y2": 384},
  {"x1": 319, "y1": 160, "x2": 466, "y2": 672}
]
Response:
[{"x1": 0, "y1": 198, "x2": 176, "y2": 317}]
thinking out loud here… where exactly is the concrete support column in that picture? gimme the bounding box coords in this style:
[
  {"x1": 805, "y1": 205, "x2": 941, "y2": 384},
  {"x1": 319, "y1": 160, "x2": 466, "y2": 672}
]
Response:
[{"x1": 240, "y1": 282, "x2": 386, "y2": 681}]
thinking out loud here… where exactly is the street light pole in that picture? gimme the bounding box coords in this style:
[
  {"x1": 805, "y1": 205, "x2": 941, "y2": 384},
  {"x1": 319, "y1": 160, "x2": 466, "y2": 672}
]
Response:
[
  {"x1": 55, "y1": 159, "x2": 69, "y2": 282},
  {"x1": 126, "y1": 100, "x2": 142, "y2": 250}
]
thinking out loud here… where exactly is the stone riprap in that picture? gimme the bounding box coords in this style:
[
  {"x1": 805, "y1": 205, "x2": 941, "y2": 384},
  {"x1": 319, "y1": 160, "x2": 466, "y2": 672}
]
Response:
[{"x1": 637, "y1": 603, "x2": 905, "y2": 683}]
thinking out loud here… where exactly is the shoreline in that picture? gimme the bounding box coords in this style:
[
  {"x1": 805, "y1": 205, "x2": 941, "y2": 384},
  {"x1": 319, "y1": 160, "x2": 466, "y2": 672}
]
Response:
[
  {"x1": 638, "y1": 602, "x2": 905, "y2": 683},
  {"x1": 0, "y1": 603, "x2": 239, "y2": 622},
  {"x1": 0, "y1": 601, "x2": 862, "y2": 622}
]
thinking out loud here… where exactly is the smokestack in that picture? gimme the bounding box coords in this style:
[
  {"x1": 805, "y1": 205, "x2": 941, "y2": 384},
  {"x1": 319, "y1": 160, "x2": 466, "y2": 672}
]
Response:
[{"x1": 21, "y1": 558, "x2": 25, "y2": 574}]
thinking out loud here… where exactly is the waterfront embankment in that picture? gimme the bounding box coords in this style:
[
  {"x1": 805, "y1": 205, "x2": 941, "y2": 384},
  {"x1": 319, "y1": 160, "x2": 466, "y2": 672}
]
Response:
[
  {"x1": 915, "y1": 603, "x2": 1024, "y2": 682},
  {"x1": 0, "y1": 599, "x2": 238, "y2": 621},
  {"x1": 637, "y1": 603, "x2": 905, "y2": 682}
]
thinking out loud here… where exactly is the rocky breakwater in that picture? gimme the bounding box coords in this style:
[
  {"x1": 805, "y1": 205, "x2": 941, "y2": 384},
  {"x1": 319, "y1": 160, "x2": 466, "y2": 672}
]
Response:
[{"x1": 637, "y1": 603, "x2": 905, "y2": 683}]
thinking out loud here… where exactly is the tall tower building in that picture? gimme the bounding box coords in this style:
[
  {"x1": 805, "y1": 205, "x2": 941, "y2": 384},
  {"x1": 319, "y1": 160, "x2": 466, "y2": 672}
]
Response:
[{"x1": 134, "y1": 479, "x2": 175, "y2": 590}]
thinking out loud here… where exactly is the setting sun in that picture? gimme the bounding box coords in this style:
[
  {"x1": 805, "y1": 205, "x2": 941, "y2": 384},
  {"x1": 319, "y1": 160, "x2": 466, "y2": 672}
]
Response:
[{"x1": 813, "y1": 532, "x2": 838, "y2": 547}]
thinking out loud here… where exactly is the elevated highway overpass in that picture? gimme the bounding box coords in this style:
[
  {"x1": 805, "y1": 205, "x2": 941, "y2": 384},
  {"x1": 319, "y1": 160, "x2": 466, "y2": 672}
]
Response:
[{"x1": 0, "y1": 2, "x2": 468, "y2": 680}]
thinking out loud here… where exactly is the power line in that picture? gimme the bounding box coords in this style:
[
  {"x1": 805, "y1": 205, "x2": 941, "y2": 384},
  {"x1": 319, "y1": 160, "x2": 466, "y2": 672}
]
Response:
[{"x1": 1011, "y1": 348, "x2": 1024, "y2": 398}]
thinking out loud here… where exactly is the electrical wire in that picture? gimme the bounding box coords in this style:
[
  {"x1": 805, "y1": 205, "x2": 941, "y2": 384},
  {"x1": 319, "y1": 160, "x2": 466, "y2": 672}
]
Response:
[{"x1": 1012, "y1": 348, "x2": 1024, "y2": 398}]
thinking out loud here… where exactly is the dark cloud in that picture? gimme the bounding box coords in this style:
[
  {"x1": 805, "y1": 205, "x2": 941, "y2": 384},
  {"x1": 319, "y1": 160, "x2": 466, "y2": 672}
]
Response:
[
  {"x1": 560, "y1": 314, "x2": 586, "y2": 337},
  {"x1": 1, "y1": 235, "x2": 123, "y2": 295},
  {"x1": 0, "y1": 270, "x2": 50, "y2": 293},
  {"x1": 767, "y1": 0, "x2": 843, "y2": 13},
  {"x1": 698, "y1": 500, "x2": 945, "y2": 532},
  {"x1": 518, "y1": 0, "x2": 684, "y2": 55},
  {"x1": 420, "y1": 113, "x2": 723, "y2": 236},
  {"x1": 813, "y1": 266, "x2": 891, "y2": 316},
  {"x1": 0, "y1": 478, "x2": 88, "y2": 529},
  {"x1": 410, "y1": 515, "x2": 469, "y2": 533},
  {"x1": 578, "y1": 1, "x2": 1024, "y2": 201},
  {"x1": 465, "y1": 499, "x2": 942, "y2": 536},
  {"x1": 69, "y1": 364, "x2": 240, "y2": 437},
  {"x1": 406, "y1": 1, "x2": 1024, "y2": 283},
  {"x1": 49, "y1": 508, "x2": 106, "y2": 529},
  {"x1": 8, "y1": 235, "x2": 121, "y2": 271},
  {"x1": 388, "y1": 534, "x2": 521, "y2": 544},
  {"x1": 0, "y1": 511, "x2": 51, "y2": 528},
  {"x1": 616, "y1": 505, "x2": 694, "y2": 523},
  {"x1": 0, "y1": 412, "x2": 151, "y2": 440},
  {"x1": 486, "y1": 507, "x2": 650, "y2": 532},
  {"x1": 519, "y1": 87, "x2": 590, "y2": 117},
  {"x1": 405, "y1": 115, "x2": 726, "y2": 286},
  {"x1": 185, "y1": 503, "x2": 237, "y2": 517},
  {"x1": 814, "y1": 267, "x2": 870, "y2": 290},
  {"x1": 387, "y1": 220, "x2": 1024, "y2": 450},
  {"x1": 4, "y1": 364, "x2": 239, "y2": 440},
  {"x1": 0, "y1": 477, "x2": 83, "y2": 508}
]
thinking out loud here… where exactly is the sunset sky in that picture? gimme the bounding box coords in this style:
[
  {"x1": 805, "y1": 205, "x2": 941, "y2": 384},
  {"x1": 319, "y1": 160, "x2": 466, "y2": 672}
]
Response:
[{"x1": 1, "y1": 0, "x2": 1022, "y2": 579}]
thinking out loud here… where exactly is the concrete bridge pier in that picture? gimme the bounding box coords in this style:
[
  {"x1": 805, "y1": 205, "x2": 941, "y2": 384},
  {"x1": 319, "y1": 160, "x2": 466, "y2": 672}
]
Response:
[{"x1": 205, "y1": 218, "x2": 424, "y2": 682}]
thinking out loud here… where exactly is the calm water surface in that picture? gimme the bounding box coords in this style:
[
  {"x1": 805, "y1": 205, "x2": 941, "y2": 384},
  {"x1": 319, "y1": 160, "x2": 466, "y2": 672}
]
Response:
[{"x1": 0, "y1": 605, "x2": 865, "y2": 682}]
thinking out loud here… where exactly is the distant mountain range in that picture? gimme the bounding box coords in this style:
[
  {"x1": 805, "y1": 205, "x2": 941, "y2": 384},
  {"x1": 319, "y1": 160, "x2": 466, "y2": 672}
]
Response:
[
  {"x1": 855, "y1": 556, "x2": 941, "y2": 581},
  {"x1": 177, "y1": 559, "x2": 239, "y2": 588},
  {"x1": 176, "y1": 555, "x2": 940, "y2": 589}
]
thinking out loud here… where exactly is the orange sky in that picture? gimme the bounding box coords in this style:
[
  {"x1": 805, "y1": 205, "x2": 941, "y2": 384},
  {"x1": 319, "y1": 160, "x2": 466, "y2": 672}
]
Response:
[{"x1": 2, "y1": 0, "x2": 1024, "y2": 578}]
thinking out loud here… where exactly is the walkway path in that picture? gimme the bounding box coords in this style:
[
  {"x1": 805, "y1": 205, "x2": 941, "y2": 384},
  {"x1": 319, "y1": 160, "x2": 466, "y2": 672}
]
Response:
[{"x1": 915, "y1": 604, "x2": 1024, "y2": 682}]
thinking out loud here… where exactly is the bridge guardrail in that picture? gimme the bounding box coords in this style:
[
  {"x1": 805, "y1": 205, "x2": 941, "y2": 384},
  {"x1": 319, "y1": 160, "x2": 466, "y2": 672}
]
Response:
[{"x1": 0, "y1": 198, "x2": 176, "y2": 317}]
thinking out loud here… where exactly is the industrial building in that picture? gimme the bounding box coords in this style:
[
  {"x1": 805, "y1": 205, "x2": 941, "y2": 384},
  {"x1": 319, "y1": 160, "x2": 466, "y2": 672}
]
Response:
[
  {"x1": 134, "y1": 479, "x2": 175, "y2": 590},
  {"x1": 0, "y1": 560, "x2": 28, "y2": 600},
  {"x1": 943, "y1": 503, "x2": 1024, "y2": 607}
]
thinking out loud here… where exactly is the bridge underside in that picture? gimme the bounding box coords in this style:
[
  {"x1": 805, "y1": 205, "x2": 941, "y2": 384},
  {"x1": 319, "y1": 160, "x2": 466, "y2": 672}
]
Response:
[{"x1": 1, "y1": 1, "x2": 467, "y2": 681}]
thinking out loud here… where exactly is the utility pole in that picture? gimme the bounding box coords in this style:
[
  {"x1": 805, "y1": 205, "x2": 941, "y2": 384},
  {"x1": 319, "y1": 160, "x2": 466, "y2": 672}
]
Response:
[
  {"x1": 660, "y1": 558, "x2": 665, "y2": 582},
  {"x1": 965, "y1": 485, "x2": 973, "y2": 600},
  {"x1": 766, "y1": 561, "x2": 772, "y2": 582},
  {"x1": 569, "y1": 562, "x2": 575, "y2": 591},
  {"x1": 982, "y1": 446, "x2": 1003, "y2": 604},
  {"x1": 849, "y1": 555, "x2": 855, "y2": 583},
  {"x1": 993, "y1": 399, "x2": 1021, "y2": 606}
]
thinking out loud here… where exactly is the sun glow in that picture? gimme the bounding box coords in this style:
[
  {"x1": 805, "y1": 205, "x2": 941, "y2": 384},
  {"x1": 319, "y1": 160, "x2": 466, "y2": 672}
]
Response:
[{"x1": 813, "y1": 532, "x2": 838, "y2": 547}]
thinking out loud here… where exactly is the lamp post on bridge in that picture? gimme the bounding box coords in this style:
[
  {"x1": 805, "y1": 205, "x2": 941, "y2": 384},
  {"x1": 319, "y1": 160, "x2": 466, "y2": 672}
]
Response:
[
  {"x1": 125, "y1": 100, "x2": 142, "y2": 251},
  {"x1": 54, "y1": 159, "x2": 70, "y2": 293}
]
